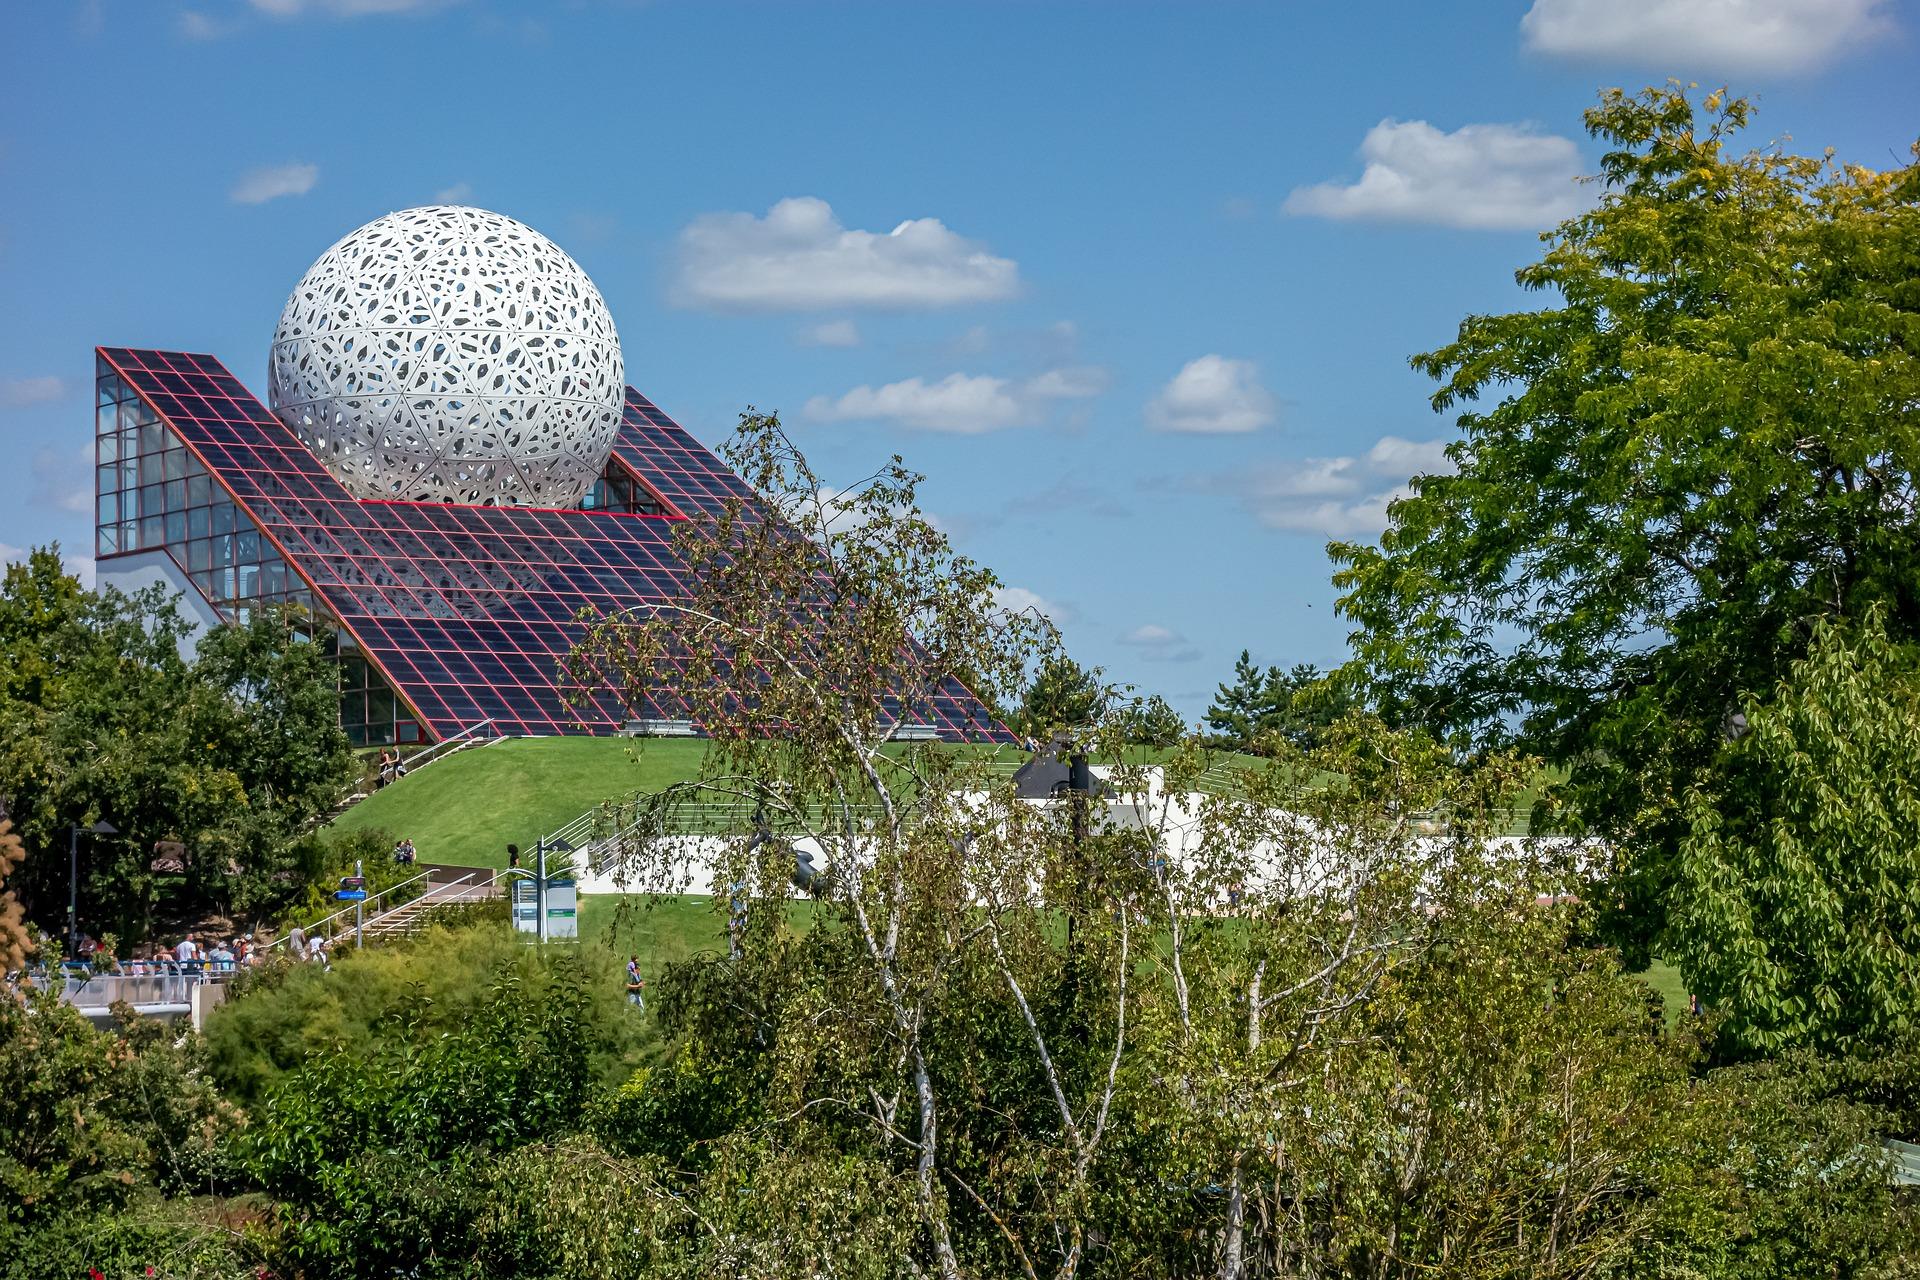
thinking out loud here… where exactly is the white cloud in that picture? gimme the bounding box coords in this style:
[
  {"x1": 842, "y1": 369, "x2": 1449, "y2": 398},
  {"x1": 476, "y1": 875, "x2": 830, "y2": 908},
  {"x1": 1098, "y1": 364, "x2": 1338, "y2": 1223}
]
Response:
[
  {"x1": 1, "y1": 376, "x2": 70, "y2": 408},
  {"x1": 797, "y1": 319, "x2": 862, "y2": 348},
  {"x1": 178, "y1": 9, "x2": 230, "y2": 38},
  {"x1": 1145, "y1": 355, "x2": 1276, "y2": 434},
  {"x1": 1118, "y1": 623, "x2": 1202, "y2": 664},
  {"x1": 1025, "y1": 366, "x2": 1109, "y2": 400},
  {"x1": 249, "y1": 0, "x2": 460, "y2": 15},
  {"x1": 0, "y1": 543, "x2": 94, "y2": 588},
  {"x1": 672, "y1": 196, "x2": 1020, "y2": 311},
  {"x1": 1186, "y1": 434, "x2": 1455, "y2": 539},
  {"x1": 809, "y1": 374, "x2": 1023, "y2": 433},
  {"x1": 1284, "y1": 119, "x2": 1587, "y2": 231},
  {"x1": 32, "y1": 444, "x2": 93, "y2": 514},
  {"x1": 1521, "y1": 0, "x2": 1889, "y2": 74},
  {"x1": 806, "y1": 365, "x2": 1105, "y2": 434},
  {"x1": 433, "y1": 181, "x2": 473, "y2": 203},
  {"x1": 992, "y1": 585, "x2": 1074, "y2": 626},
  {"x1": 231, "y1": 162, "x2": 318, "y2": 205}
]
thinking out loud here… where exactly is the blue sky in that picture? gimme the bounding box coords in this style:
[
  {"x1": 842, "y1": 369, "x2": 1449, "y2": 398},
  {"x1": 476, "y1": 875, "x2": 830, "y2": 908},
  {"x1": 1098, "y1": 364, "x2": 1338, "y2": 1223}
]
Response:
[{"x1": 2, "y1": 0, "x2": 1915, "y2": 720}]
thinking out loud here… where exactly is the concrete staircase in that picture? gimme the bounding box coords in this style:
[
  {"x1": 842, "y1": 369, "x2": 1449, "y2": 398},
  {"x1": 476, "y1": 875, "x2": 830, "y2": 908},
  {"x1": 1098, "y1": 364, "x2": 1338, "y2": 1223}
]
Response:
[{"x1": 358, "y1": 865, "x2": 502, "y2": 941}]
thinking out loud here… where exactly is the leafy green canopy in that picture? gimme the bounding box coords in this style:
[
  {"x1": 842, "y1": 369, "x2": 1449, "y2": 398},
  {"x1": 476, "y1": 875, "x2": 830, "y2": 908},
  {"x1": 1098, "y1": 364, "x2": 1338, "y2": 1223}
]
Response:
[
  {"x1": 0, "y1": 547, "x2": 354, "y2": 938},
  {"x1": 1675, "y1": 610, "x2": 1920, "y2": 1058},
  {"x1": 1203, "y1": 650, "x2": 1356, "y2": 753},
  {"x1": 1332, "y1": 87, "x2": 1920, "y2": 955}
]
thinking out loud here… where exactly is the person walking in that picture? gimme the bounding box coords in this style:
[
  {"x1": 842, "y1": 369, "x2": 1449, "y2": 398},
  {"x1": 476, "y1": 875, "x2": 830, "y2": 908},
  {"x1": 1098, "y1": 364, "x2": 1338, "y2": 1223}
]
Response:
[
  {"x1": 625, "y1": 955, "x2": 646, "y2": 1012},
  {"x1": 289, "y1": 922, "x2": 307, "y2": 959}
]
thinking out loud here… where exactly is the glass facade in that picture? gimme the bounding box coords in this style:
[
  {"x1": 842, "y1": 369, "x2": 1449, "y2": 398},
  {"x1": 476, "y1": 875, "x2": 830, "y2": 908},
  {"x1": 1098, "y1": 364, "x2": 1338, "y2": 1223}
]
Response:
[
  {"x1": 581, "y1": 460, "x2": 666, "y2": 516},
  {"x1": 91, "y1": 347, "x2": 1014, "y2": 748},
  {"x1": 94, "y1": 354, "x2": 421, "y2": 746}
]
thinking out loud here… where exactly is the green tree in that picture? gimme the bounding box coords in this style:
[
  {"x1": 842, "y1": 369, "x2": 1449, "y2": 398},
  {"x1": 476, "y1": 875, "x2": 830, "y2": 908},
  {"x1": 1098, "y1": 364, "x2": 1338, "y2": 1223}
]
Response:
[
  {"x1": 1204, "y1": 652, "x2": 1354, "y2": 752},
  {"x1": 1112, "y1": 692, "x2": 1188, "y2": 747},
  {"x1": 1674, "y1": 610, "x2": 1920, "y2": 1058},
  {"x1": 238, "y1": 956, "x2": 598, "y2": 1278},
  {"x1": 179, "y1": 607, "x2": 355, "y2": 913},
  {"x1": 1331, "y1": 86, "x2": 1920, "y2": 960},
  {"x1": 0, "y1": 991, "x2": 248, "y2": 1277},
  {"x1": 1016, "y1": 653, "x2": 1109, "y2": 739},
  {"x1": 1204, "y1": 649, "x2": 1278, "y2": 747},
  {"x1": 0, "y1": 550, "x2": 353, "y2": 935}
]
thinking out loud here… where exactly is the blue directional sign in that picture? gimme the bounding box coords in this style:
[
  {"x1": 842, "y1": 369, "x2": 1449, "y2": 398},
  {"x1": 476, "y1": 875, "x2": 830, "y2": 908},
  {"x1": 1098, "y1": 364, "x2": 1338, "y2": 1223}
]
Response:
[{"x1": 334, "y1": 888, "x2": 367, "y2": 901}]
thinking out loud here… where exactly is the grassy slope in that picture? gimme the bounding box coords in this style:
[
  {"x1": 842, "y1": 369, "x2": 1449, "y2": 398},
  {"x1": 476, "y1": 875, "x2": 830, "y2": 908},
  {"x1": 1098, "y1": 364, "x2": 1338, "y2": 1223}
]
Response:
[
  {"x1": 328, "y1": 737, "x2": 707, "y2": 869},
  {"x1": 579, "y1": 893, "x2": 818, "y2": 968},
  {"x1": 1637, "y1": 958, "x2": 1691, "y2": 1023},
  {"x1": 322, "y1": 733, "x2": 1507, "y2": 870}
]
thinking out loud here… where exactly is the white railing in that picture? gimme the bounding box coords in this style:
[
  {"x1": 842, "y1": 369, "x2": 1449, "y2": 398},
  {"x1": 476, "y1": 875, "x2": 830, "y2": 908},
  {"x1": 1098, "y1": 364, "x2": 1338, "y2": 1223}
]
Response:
[
  {"x1": 540, "y1": 796, "x2": 891, "y2": 878},
  {"x1": 56, "y1": 970, "x2": 225, "y2": 1010},
  {"x1": 362, "y1": 869, "x2": 503, "y2": 936},
  {"x1": 269, "y1": 866, "x2": 440, "y2": 948},
  {"x1": 399, "y1": 717, "x2": 499, "y2": 775}
]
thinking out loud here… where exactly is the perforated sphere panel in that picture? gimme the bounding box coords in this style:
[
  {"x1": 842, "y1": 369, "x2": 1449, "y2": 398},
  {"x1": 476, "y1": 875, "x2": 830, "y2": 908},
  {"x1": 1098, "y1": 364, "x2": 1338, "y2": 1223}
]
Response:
[{"x1": 268, "y1": 205, "x2": 624, "y2": 508}]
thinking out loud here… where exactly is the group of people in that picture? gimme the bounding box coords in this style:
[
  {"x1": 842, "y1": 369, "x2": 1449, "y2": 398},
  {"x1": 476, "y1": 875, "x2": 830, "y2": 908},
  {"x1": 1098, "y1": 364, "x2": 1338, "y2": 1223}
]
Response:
[
  {"x1": 284, "y1": 923, "x2": 334, "y2": 968},
  {"x1": 109, "y1": 932, "x2": 264, "y2": 974},
  {"x1": 392, "y1": 837, "x2": 418, "y2": 865},
  {"x1": 375, "y1": 749, "x2": 409, "y2": 788}
]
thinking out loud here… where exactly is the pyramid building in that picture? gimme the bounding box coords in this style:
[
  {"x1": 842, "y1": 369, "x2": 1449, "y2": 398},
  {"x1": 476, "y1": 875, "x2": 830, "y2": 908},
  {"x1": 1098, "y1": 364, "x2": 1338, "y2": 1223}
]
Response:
[{"x1": 91, "y1": 209, "x2": 1008, "y2": 747}]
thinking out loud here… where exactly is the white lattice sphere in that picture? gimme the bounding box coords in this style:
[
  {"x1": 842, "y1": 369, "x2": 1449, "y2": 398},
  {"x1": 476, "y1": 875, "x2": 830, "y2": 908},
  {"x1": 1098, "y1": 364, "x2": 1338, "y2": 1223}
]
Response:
[{"x1": 268, "y1": 205, "x2": 624, "y2": 507}]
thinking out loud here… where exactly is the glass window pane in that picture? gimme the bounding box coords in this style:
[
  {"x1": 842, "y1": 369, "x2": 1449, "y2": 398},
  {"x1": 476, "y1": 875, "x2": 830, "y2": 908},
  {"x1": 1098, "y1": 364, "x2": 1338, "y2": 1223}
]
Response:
[
  {"x1": 187, "y1": 474, "x2": 212, "y2": 506},
  {"x1": 163, "y1": 479, "x2": 187, "y2": 510},
  {"x1": 187, "y1": 506, "x2": 210, "y2": 539},
  {"x1": 164, "y1": 510, "x2": 186, "y2": 543}
]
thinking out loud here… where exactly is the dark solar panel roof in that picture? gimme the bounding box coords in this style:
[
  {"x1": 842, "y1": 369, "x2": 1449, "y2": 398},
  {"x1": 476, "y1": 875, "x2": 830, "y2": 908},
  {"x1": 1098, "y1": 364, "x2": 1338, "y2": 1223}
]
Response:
[{"x1": 96, "y1": 347, "x2": 1011, "y2": 744}]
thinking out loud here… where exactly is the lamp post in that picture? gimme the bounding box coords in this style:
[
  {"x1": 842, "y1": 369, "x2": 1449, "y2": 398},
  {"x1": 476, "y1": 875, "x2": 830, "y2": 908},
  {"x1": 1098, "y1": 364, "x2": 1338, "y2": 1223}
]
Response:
[
  {"x1": 68, "y1": 819, "x2": 117, "y2": 954},
  {"x1": 536, "y1": 836, "x2": 574, "y2": 944}
]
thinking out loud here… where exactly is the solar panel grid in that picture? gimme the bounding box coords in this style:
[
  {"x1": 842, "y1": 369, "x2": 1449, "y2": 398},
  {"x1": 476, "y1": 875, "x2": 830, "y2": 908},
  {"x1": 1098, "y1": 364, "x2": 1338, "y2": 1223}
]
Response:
[{"x1": 96, "y1": 348, "x2": 1012, "y2": 744}]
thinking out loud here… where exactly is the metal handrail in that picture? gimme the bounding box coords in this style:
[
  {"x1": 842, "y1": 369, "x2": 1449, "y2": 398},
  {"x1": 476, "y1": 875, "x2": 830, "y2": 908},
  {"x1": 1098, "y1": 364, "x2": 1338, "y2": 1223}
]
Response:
[
  {"x1": 402, "y1": 717, "x2": 497, "y2": 775},
  {"x1": 270, "y1": 866, "x2": 439, "y2": 947},
  {"x1": 361, "y1": 870, "x2": 502, "y2": 936}
]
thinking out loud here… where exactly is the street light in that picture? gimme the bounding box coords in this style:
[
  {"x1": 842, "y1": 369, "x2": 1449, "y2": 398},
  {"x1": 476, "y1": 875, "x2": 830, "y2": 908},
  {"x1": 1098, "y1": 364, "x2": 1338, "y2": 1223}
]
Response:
[
  {"x1": 537, "y1": 836, "x2": 574, "y2": 944},
  {"x1": 68, "y1": 819, "x2": 117, "y2": 954}
]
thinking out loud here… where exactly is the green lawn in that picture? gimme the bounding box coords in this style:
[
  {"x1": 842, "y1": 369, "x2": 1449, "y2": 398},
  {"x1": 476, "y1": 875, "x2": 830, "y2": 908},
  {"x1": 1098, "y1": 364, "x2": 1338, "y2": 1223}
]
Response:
[
  {"x1": 1636, "y1": 958, "x2": 1691, "y2": 1023},
  {"x1": 328, "y1": 737, "x2": 709, "y2": 868},
  {"x1": 577, "y1": 892, "x2": 820, "y2": 972},
  {"x1": 321, "y1": 734, "x2": 1423, "y2": 870}
]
